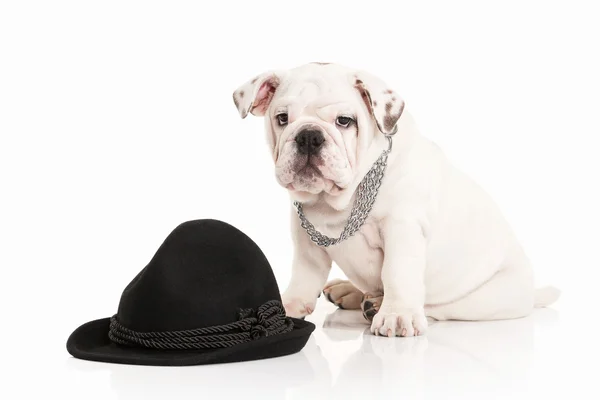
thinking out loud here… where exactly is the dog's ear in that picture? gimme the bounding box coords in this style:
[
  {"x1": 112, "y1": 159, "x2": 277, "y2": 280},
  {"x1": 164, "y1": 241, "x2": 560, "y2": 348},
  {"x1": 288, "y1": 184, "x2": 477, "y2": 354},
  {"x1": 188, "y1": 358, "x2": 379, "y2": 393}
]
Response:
[
  {"x1": 353, "y1": 70, "x2": 405, "y2": 135},
  {"x1": 232, "y1": 71, "x2": 286, "y2": 119}
]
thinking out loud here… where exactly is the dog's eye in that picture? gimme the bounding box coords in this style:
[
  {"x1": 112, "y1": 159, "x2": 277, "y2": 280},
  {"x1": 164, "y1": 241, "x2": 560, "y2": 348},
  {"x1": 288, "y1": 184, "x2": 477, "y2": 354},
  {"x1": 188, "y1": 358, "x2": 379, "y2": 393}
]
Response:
[
  {"x1": 276, "y1": 113, "x2": 288, "y2": 126},
  {"x1": 336, "y1": 116, "x2": 354, "y2": 128}
]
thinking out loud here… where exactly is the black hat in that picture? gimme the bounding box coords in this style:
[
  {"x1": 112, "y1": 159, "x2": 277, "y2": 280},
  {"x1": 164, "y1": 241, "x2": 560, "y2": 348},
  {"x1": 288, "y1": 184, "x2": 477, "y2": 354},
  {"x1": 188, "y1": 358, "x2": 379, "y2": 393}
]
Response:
[{"x1": 66, "y1": 219, "x2": 315, "y2": 366}]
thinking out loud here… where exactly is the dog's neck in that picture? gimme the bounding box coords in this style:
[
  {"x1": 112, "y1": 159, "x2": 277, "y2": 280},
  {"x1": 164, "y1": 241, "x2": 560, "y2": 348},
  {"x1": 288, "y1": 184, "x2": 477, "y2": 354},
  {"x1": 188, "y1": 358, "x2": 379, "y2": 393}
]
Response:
[
  {"x1": 290, "y1": 111, "x2": 420, "y2": 230},
  {"x1": 305, "y1": 111, "x2": 419, "y2": 209}
]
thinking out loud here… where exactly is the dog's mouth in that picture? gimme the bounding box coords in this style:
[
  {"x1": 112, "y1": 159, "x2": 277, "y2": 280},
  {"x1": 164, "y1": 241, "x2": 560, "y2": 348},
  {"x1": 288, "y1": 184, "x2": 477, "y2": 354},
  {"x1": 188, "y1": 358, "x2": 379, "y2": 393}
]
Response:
[
  {"x1": 293, "y1": 154, "x2": 324, "y2": 176},
  {"x1": 275, "y1": 138, "x2": 352, "y2": 196},
  {"x1": 285, "y1": 154, "x2": 346, "y2": 194},
  {"x1": 282, "y1": 154, "x2": 320, "y2": 191}
]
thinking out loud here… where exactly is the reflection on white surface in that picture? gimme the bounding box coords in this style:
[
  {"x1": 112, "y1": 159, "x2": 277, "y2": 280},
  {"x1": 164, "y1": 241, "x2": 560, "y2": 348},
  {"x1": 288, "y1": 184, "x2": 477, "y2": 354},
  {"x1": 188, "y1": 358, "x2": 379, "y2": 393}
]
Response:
[
  {"x1": 314, "y1": 303, "x2": 555, "y2": 399},
  {"x1": 65, "y1": 298, "x2": 563, "y2": 400},
  {"x1": 65, "y1": 336, "x2": 330, "y2": 400}
]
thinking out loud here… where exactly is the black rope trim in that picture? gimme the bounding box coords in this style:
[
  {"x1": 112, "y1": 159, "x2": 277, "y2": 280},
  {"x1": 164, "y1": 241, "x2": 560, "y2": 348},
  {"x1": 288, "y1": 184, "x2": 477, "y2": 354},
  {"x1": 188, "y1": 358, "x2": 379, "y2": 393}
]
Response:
[{"x1": 108, "y1": 300, "x2": 294, "y2": 350}]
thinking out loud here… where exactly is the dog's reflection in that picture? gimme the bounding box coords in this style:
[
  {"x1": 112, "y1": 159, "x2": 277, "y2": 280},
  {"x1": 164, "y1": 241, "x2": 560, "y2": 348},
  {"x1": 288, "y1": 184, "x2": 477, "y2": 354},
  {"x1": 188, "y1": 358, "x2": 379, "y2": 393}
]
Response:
[{"x1": 321, "y1": 307, "x2": 559, "y2": 398}]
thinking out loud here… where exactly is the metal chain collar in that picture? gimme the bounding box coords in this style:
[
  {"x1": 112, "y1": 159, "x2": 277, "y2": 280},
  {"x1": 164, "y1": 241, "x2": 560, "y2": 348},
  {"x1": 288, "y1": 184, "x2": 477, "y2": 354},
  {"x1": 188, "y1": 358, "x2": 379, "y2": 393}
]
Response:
[{"x1": 293, "y1": 135, "x2": 393, "y2": 247}]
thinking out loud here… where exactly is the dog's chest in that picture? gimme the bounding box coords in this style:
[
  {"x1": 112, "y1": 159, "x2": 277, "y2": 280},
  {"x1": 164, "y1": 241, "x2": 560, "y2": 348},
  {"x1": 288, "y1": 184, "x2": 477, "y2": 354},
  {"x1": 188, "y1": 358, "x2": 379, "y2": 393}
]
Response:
[{"x1": 323, "y1": 219, "x2": 385, "y2": 293}]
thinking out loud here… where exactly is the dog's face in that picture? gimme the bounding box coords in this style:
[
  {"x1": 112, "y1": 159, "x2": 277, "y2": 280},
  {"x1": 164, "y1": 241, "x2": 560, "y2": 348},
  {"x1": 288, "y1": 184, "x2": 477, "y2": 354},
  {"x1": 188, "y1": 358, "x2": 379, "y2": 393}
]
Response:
[{"x1": 233, "y1": 63, "x2": 404, "y2": 201}]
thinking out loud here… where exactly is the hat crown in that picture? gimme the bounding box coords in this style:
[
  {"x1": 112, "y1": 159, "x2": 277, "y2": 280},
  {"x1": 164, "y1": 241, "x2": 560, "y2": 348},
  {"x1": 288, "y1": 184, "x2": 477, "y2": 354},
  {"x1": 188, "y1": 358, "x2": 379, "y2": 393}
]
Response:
[{"x1": 116, "y1": 219, "x2": 282, "y2": 332}]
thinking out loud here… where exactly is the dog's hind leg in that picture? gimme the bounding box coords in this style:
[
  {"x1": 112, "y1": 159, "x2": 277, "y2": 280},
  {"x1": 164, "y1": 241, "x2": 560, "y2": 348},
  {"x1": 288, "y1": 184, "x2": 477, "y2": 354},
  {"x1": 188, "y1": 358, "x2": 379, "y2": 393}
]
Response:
[
  {"x1": 424, "y1": 254, "x2": 558, "y2": 321},
  {"x1": 323, "y1": 280, "x2": 364, "y2": 310},
  {"x1": 361, "y1": 293, "x2": 384, "y2": 321}
]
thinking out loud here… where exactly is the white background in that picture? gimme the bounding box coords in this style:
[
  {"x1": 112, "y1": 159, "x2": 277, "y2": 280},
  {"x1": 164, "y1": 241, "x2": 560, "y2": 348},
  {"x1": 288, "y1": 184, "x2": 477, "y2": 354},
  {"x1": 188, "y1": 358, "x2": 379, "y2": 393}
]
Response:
[{"x1": 1, "y1": 1, "x2": 599, "y2": 399}]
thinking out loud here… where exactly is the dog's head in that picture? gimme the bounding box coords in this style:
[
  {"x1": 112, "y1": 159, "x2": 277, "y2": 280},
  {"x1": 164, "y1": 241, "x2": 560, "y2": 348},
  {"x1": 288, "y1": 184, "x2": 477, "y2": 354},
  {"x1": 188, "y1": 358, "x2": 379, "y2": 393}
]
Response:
[{"x1": 233, "y1": 63, "x2": 404, "y2": 203}]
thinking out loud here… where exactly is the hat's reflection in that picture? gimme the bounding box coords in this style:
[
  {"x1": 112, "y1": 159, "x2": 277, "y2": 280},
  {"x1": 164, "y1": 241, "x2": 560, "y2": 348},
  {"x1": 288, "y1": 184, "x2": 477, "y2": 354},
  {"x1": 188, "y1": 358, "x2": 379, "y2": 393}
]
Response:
[
  {"x1": 321, "y1": 306, "x2": 559, "y2": 398},
  {"x1": 65, "y1": 306, "x2": 559, "y2": 400},
  {"x1": 66, "y1": 335, "x2": 332, "y2": 400}
]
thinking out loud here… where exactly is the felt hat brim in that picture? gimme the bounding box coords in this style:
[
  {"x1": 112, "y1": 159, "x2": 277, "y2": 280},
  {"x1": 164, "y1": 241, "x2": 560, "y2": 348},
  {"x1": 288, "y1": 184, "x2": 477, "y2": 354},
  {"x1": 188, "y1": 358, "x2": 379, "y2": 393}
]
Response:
[{"x1": 66, "y1": 317, "x2": 315, "y2": 366}]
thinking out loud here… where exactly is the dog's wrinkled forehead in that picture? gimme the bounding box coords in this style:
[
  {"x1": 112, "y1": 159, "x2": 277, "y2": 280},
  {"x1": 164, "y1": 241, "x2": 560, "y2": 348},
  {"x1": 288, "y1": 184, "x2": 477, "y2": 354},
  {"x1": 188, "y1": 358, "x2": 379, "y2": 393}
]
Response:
[{"x1": 276, "y1": 63, "x2": 359, "y2": 104}]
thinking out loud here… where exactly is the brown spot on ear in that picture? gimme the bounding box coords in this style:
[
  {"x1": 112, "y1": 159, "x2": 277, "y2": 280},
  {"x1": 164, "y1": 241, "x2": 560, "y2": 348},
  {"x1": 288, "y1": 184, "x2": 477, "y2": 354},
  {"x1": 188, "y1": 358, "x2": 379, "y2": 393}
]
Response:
[
  {"x1": 373, "y1": 100, "x2": 378, "y2": 107},
  {"x1": 355, "y1": 78, "x2": 364, "y2": 85},
  {"x1": 385, "y1": 89, "x2": 393, "y2": 94},
  {"x1": 383, "y1": 115, "x2": 395, "y2": 132},
  {"x1": 233, "y1": 93, "x2": 240, "y2": 108},
  {"x1": 384, "y1": 102, "x2": 395, "y2": 132},
  {"x1": 383, "y1": 101, "x2": 405, "y2": 132},
  {"x1": 385, "y1": 102, "x2": 393, "y2": 114},
  {"x1": 251, "y1": 77, "x2": 258, "y2": 84},
  {"x1": 239, "y1": 90, "x2": 244, "y2": 98}
]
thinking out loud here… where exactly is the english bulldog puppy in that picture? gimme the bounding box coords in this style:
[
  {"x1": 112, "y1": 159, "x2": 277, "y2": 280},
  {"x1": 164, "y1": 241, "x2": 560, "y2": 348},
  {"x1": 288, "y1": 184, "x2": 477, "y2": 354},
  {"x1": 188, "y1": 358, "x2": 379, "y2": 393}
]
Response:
[{"x1": 232, "y1": 62, "x2": 560, "y2": 337}]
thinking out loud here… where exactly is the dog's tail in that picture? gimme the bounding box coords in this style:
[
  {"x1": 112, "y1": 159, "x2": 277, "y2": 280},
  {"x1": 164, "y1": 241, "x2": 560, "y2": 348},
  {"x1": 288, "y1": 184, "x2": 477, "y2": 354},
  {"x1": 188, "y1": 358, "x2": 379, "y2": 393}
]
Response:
[{"x1": 534, "y1": 286, "x2": 561, "y2": 308}]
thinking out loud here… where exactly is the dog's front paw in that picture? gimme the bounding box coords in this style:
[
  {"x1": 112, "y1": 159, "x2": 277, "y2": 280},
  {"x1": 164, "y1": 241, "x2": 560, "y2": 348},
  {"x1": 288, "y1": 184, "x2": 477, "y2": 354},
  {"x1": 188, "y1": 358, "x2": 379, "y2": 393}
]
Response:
[
  {"x1": 281, "y1": 295, "x2": 316, "y2": 319},
  {"x1": 370, "y1": 305, "x2": 428, "y2": 337}
]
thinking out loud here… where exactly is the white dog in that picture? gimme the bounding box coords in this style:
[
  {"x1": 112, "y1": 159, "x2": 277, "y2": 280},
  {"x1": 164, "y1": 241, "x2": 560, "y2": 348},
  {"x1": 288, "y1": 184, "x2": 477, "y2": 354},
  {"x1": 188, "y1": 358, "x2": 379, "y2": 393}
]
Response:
[{"x1": 233, "y1": 62, "x2": 560, "y2": 337}]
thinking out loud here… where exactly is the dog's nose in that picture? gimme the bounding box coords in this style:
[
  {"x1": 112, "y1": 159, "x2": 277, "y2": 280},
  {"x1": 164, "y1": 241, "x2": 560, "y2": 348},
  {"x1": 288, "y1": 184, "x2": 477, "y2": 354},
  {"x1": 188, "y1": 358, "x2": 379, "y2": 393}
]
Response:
[{"x1": 295, "y1": 129, "x2": 325, "y2": 155}]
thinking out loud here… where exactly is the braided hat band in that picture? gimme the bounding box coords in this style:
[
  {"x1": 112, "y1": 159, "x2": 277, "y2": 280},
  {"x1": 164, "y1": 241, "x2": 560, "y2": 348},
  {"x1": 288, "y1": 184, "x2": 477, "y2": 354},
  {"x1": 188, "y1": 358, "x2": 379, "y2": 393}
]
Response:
[{"x1": 108, "y1": 300, "x2": 294, "y2": 350}]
